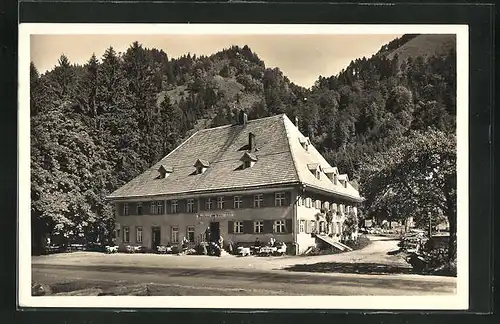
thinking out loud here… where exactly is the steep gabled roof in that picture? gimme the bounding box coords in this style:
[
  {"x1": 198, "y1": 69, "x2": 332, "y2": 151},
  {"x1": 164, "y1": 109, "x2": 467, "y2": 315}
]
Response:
[
  {"x1": 107, "y1": 115, "x2": 298, "y2": 199},
  {"x1": 107, "y1": 114, "x2": 362, "y2": 202},
  {"x1": 282, "y1": 115, "x2": 362, "y2": 201}
]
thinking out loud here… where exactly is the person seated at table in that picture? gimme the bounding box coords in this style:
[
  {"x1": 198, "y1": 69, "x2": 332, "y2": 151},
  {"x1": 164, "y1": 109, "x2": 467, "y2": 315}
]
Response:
[
  {"x1": 254, "y1": 237, "x2": 261, "y2": 247},
  {"x1": 269, "y1": 237, "x2": 276, "y2": 247}
]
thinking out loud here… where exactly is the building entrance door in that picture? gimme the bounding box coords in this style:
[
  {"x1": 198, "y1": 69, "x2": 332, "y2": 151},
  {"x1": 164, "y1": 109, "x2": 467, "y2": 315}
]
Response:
[
  {"x1": 209, "y1": 222, "x2": 220, "y2": 242},
  {"x1": 151, "y1": 227, "x2": 161, "y2": 250}
]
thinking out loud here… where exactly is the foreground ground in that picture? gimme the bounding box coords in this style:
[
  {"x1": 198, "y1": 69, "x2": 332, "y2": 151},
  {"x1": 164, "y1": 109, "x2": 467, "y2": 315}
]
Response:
[{"x1": 32, "y1": 236, "x2": 456, "y2": 296}]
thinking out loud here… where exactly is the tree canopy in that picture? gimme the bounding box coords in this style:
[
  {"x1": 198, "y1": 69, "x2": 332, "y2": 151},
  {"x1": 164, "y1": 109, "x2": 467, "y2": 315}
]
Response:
[{"x1": 29, "y1": 35, "x2": 457, "y2": 254}]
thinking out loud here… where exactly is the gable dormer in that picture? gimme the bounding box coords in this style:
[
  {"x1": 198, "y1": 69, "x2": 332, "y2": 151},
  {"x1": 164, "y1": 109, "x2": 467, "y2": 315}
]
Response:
[
  {"x1": 323, "y1": 167, "x2": 339, "y2": 183},
  {"x1": 240, "y1": 152, "x2": 258, "y2": 169},
  {"x1": 307, "y1": 163, "x2": 322, "y2": 180},
  {"x1": 299, "y1": 136, "x2": 311, "y2": 152},
  {"x1": 157, "y1": 164, "x2": 173, "y2": 179},
  {"x1": 194, "y1": 159, "x2": 210, "y2": 174},
  {"x1": 338, "y1": 174, "x2": 349, "y2": 188}
]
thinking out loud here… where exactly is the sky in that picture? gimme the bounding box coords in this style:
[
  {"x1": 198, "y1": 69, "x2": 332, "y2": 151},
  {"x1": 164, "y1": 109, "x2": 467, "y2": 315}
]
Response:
[{"x1": 31, "y1": 34, "x2": 401, "y2": 88}]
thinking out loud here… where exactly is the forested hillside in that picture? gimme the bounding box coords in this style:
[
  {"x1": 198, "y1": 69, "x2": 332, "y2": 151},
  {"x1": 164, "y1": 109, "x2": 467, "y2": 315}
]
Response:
[{"x1": 30, "y1": 35, "x2": 456, "y2": 252}]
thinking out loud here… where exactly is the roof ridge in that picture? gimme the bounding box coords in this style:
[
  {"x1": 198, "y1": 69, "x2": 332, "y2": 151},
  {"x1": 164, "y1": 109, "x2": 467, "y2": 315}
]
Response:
[
  {"x1": 282, "y1": 115, "x2": 302, "y2": 183},
  {"x1": 198, "y1": 114, "x2": 286, "y2": 132}
]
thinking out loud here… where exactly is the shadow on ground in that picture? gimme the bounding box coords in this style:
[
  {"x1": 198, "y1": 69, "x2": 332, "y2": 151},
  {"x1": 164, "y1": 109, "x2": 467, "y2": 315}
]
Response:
[{"x1": 283, "y1": 262, "x2": 415, "y2": 275}]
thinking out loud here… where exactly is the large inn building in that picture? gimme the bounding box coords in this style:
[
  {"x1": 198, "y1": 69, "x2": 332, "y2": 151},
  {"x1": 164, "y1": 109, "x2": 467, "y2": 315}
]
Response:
[{"x1": 107, "y1": 112, "x2": 363, "y2": 255}]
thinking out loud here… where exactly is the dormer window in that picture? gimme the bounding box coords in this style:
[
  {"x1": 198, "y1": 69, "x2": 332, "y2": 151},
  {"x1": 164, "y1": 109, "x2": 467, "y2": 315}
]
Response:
[
  {"x1": 194, "y1": 159, "x2": 209, "y2": 174},
  {"x1": 307, "y1": 163, "x2": 322, "y2": 180},
  {"x1": 299, "y1": 137, "x2": 311, "y2": 152},
  {"x1": 240, "y1": 152, "x2": 257, "y2": 169},
  {"x1": 157, "y1": 165, "x2": 173, "y2": 179},
  {"x1": 338, "y1": 174, "x2": 349, "y2": 188},
  {"x1": 323, "y1": 167, "x2": 338, "y2": 184}
]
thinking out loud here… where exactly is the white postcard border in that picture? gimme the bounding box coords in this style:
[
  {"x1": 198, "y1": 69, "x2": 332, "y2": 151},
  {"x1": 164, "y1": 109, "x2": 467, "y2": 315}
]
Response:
[{"x1": 18, "y1": 23, "x2": 469, "y2": 310}]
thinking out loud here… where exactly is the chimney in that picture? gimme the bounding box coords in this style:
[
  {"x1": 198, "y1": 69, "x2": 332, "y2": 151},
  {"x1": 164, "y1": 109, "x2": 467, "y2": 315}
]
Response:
[
  {"x1": 248, "y1": 132, "x2": 256, "y2": 152},
  {"x1": 239, "y1": 110, "x2": 248, "y2": 125},
  {"x1": 295, "y1": 116, "x2": 299, "y2": 128}
]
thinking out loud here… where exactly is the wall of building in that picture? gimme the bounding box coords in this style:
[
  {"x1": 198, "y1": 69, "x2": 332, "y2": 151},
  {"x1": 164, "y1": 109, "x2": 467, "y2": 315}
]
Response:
[
  {"x1": 294, "y1": 192, "x2": 357, "y2": 254},
  {"x1": 114, "y1": 190, "x2": 294, "y2": 250}
]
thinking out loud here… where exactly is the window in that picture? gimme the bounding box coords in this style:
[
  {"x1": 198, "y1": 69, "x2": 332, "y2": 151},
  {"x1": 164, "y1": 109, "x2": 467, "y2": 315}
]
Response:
[
  {"x1": 254, "y1": 194, "x2": 263, "y2": 208},
  {"x1": 305, "y1": 197, "x2": 311, "y2": 208},
  {"x1": 137, "y1": 203, "x2": 143, "y2": 215},
  {"x1": 234, "y1": 196, "x2": 243, "y2": 209},
  {"x1": 170, "y1": 200, "x2": 178, "y2": 214},
  {"x1": 315, "y1": 170, "x2": 321, "y2": 180},
  {"x1": 299, "y1": 220, "x2": 305, "y2": 233},
  {"x1": 157, "y1": 201, "x2": 164, "y2": 214},
  {"x1": 123, "y1": 226, "x2": 130, "y2": 243},
  {"x1": 323, "y1": 201, "x2": 330, "y2": 211},
  {"x1": 196, "y1": 166, "x2": 203, "y2": 174},
  {"x1": 274, "y1": 220, "x2": 286, "y2": 233},
  {"x1": 298, "y1": 196, "x2": 304, "y2": 206},
  {"x1": 151, "y1": 201, "x2": 158, "y2": 214},
  {"x1": 136, "y1": 226, "x2": 143, "y2": 243},
  {"x1": 206, "y1": 198, "x2": 212, "y2": 210},
  {"x1": 171, "y1": 226, "x2": 179, "y2": 243},
  {"x1": 123, "y1": 203, "x2": 129, "y2": 216},
  {"x1": 187, "y1": 199, "x2": 194, "y2": 213},
  {"x1": 217, "y1": 197, "x2": 224, "y2": 209},
  {"x1": 311, "y1": 220, "x2": 317, "y2": 232},
  {"x1": 275, "y1": 192, "x2": 286, "y2": 206},
  {"x1": 187, "y1": 226, "x2": 195, "y2": 243},
  {"x1": 315, "y1": 200, "x2": 322, "y2": 209},
  {"x1": 254, "y1": 220, "x2": 263, "y2": 233},
  {"x1": 243, "y1": 160, "x2": 251, "y2": 169},
  {"x1": 331, "y1": 203, "x2": 337, "y2": 212},
  {"x1": 234, "y1": 221, "x2": 243, "y2": 234}
]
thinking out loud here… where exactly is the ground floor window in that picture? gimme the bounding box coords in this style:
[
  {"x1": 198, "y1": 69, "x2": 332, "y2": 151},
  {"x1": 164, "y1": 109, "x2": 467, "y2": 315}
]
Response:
[
  {"x1": 123, "y1": 226, "x2": 130, "y2": 243},
  {"x1": 187, "y1": 226, "x2": 195, "y2": 243},
  {"x1": 274, "y1": 220, "x2": 286, "y2": 233},
  {"x1": 171, "y1": 226, "x2": 179, "y2": 243},
  {"x1": 299, "y1": 220, "x2": 305, "y2": 233},
  {"x1": 136, "y1": 226, "x2": 143, "y2": 243},
  {"x1": 254, "y1": 220, "x2": 263, "y2": 233},
  {"x1": 234, "y1": 221, "x2": 243, "y2": 234},
  {"x1": 336, "y1": 222, "x2": 341, "y2": 235},
  {"x1": 319, "y1": 221, "x2": 326, "y2": 233}
]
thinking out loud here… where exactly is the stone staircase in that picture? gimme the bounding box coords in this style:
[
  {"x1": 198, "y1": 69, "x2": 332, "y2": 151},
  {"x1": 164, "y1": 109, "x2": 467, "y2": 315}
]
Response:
[{"x1": 315, "y1": 234, "x2": 353, "y2": 252}]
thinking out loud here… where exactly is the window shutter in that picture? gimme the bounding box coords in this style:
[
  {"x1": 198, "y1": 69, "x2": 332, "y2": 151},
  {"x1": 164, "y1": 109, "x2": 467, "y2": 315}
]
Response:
[
  {"x1": 243, "y1": 221, "x2": 253, "y2": 234},
  {"x1": 286, "y1": 219, "x2": 293, "y2": 233},
  {"x1": 285, "y1": 192, "x2": 291, "y2": 206},
  {"x1": 127, "y1": 202, "x2": 135, "y2": 215},
  {"x1": 243, "y1": 195, "x2": 252, "y2": 209},
  {"x1": 143, "y1": 202, "x2": 151, "y2": 215},
  {"x1": 117, "y1": 203, "x2": 123, "y2": 216},
  {"x1": 265, "y1": 193, "x2": 274, "y2": 207},
  {"x1": 228, "y1": 221, "x2": 234, "y2": 234},
  {"x1": 263, "y1": 220, "x2": 274, "y2": 233}
]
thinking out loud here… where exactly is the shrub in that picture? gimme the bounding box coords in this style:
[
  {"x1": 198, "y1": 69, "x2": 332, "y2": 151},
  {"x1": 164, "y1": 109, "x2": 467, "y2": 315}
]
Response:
[{"x1": 344, "y1": 235, "x2": 372, "y2": 250}]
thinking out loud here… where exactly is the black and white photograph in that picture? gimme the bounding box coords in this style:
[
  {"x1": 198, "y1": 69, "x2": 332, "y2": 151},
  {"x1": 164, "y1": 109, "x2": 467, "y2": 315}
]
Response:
[{"x1": 18, "y1": 24, "x2": 468, "y2": 309}]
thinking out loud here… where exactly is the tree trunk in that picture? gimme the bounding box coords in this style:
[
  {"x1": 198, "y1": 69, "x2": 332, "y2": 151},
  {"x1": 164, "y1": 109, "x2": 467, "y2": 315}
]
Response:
[{"x1": 447, "y1": 212, "x2": 457, "y2": 262}]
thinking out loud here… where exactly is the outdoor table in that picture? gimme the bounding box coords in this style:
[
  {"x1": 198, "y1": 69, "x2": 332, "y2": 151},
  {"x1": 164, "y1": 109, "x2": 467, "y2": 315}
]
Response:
[
  {"x1": 259, "y1": 246, "x2": 277, "y2": 256},
  {"x1": 237, "y1": 246, "x2": 251, "y2": 256}
]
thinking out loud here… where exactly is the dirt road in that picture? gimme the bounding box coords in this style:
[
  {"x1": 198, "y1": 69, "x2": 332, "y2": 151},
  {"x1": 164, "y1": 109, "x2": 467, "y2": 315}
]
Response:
[{"x1": 31, "y1": 236, "x2": 456, "y2": 296}]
